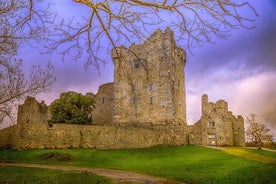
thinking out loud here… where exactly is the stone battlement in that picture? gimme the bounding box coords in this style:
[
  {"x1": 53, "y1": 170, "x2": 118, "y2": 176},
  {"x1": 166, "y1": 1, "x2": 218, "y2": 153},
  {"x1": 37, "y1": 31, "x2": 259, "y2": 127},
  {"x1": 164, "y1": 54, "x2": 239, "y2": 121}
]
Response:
[{"x1": 189, "y1": 94, "x2": 245, "y2": 146}]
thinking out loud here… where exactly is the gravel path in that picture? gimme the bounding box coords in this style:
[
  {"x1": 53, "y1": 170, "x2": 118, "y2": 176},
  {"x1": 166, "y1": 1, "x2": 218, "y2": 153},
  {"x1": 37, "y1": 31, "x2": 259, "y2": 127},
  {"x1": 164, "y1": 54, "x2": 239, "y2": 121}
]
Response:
[{"x1": 0, "y1": 162, "x2": 185, "y2": 184}]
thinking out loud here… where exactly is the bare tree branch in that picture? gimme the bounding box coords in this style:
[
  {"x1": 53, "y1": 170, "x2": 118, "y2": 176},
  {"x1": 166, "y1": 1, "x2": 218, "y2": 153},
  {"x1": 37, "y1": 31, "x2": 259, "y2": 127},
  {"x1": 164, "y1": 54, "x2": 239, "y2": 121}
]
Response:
[
  {"x1": 246, "y1": 113, "x2": 273, "y2": 147},
  {"x1": 43, "y1": 0, "x2": 257, "y2": 67},
  {"x1": 0, "y1": 0, "x2": 56, "y2": 125}
]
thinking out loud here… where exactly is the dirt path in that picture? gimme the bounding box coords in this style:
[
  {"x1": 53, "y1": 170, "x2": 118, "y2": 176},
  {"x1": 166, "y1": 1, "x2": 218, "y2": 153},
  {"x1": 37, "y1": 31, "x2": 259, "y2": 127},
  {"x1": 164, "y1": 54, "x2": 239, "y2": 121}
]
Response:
[{"x1": 0, "y1": 162, "x2": 184, "y2": 184}]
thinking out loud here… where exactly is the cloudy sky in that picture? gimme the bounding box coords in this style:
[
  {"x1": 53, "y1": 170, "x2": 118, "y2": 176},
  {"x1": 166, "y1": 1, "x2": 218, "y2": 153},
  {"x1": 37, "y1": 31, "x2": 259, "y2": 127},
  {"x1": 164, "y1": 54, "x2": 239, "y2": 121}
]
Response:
[{"x1": 16, "y1": 1, "x2": 276, "y2": 136}]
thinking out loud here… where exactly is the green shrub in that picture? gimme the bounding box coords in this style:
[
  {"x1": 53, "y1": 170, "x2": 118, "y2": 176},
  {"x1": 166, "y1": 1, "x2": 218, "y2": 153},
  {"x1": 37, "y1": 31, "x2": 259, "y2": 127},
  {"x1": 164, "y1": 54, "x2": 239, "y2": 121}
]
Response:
[{"x1": 49, "y1": 92, "x2": 95, "y2": 125}]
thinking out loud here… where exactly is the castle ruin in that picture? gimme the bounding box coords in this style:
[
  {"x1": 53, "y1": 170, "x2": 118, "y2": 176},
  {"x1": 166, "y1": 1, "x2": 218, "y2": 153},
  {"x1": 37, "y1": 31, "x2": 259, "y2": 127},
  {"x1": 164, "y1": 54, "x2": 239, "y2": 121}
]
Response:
[
  {"x1": 0, "y1": 28, "x2": 245, "y2": 150},
  {"x1": 188, "y1": 94, "x2": 245, "y2": 146}
]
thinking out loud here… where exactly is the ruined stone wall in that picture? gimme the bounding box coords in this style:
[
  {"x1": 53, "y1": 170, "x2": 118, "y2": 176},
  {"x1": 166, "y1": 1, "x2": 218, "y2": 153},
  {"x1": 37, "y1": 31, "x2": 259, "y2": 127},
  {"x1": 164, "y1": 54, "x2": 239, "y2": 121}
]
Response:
[
  {"x1": 233, "y1": 116, "x2": 246, "y2": 146},
  {"x1": 112, "y1": 28, "x2": 186, "y2": 127},
  {"x1": 187, "y1": 122, "x2": 202, "y2": 145},
  {"x1": 189, "y1": 94, "x2": 245, "y2": 146},
  {"x1": 0, "y1": 96, "x2": 187, "y2": 150},
  {"x1": 87, "y1": 83, "x2": 114, "y2": 125},
  {"x1": 18, "y1": 96, "x2": 50, "y2": 125},
  {"x1": 0, "y1": 126, "x2": 13, "y2": 149}
]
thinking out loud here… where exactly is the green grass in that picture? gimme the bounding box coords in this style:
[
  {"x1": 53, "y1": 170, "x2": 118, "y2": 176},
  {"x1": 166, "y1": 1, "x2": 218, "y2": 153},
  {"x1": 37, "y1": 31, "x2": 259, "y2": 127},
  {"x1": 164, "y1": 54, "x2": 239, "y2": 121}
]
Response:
[
  {"x1": 224, "y1": 147, "x2": 276, "y2": 164},
  {"x1": 0, "y1": 166, "x2": 112, "y2": 184},
  {"x1": 243, "y1": 148, "x2": 276, "y2": 158},
  {"x1": 0, "y1": 145, "x2": 275, "y2": 184}
]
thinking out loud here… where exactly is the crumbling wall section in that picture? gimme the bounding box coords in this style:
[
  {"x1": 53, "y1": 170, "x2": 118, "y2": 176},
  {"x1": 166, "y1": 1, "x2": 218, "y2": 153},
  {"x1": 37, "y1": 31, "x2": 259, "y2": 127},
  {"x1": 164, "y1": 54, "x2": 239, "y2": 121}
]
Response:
[
  {"x1": 189, "y1": 94, "x2": 245, "y2": 146},
  {"x1": 0, "y1": 96, "x2": 187, "y2": 150},
  {"x1": 233, "y1": 116, "x2": 246, "y2": 146},
  {"x1": 87, "y1": 83, "x2": 114, "y2": 125},
  {"x1": 18, "y1": 96, "x2": 50, "y2": 124},
  {"x1": 0, "y1": 126, "x2": 13, "y2": 149}
]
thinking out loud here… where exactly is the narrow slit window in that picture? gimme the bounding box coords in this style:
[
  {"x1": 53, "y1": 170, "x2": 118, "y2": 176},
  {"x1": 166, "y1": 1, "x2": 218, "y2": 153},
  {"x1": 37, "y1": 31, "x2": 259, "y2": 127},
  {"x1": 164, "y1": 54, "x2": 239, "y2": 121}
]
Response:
[
  {"x1": 149, "y1": 83, "x2": 154, "y2": 91},
  {"x1": 161, "y1": 100, "x2": 165, "y2": 107},
  {"x1": 131, "y1": 84, "x2": 136, "y2": 91},
  {"x1": 132, "y1": 97, "x2": 137, "y2": 105},
  {"x1": 150, "y1": 97, "x2": 153, "y2": 104}
]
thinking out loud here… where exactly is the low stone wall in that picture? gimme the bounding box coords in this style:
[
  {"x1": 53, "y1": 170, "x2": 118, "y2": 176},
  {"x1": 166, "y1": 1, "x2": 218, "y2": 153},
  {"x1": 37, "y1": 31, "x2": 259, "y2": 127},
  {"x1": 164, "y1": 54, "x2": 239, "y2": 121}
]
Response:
[
  {"x1": 0, "y1": 126, "x2": 13, "y2": 149},
  {"x1": 0, "y1": 122, "x2": 187, "y2": 150}
]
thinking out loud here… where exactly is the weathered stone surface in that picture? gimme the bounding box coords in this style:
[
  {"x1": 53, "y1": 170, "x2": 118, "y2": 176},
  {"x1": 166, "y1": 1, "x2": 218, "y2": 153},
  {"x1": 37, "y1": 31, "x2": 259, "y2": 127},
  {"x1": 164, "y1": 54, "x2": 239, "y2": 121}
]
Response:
[
  {"x1": 189, "y1": 94, "x2": 245, "y2": 146},
  {"x1": 0, "y1": 28, "x2": 245, "y2": 150},
  {"x1": 87, "y1": 82, "x2": 114, "y2": 125},
  {"x1": 0, "y1": 126, "x2": 13, "y2": 149},
  {"x1": 1, "y1": 122, "x2": 187, "y2": 150},
  {"x1": 17, "y1": 96, "x2": 50, "y2": 124},
  {"x1": 112, "y1": 28, "x2": 186, "y2": 127}
]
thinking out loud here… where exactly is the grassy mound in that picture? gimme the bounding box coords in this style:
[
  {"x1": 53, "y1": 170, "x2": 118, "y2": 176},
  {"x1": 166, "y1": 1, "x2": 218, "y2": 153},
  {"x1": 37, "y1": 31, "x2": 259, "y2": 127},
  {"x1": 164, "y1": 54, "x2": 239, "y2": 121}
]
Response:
[{"x1": 39, "y1": 152, "x2": 74, "y2": 162}]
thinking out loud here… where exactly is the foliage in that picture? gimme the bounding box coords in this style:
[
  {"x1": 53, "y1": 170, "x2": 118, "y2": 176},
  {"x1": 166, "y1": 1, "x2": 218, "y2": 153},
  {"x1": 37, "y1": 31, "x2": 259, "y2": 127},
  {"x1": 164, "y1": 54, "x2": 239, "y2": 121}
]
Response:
[
  {"x1": 0, "y1": 146, "x2": 275, "y2": 184},
  {"x1": 0, "y1": 166, "x2": 112, "y2": 184},
  {"x1": 49, "y1": 92, "x2": 95, "y2": 125},
  {"x1": 246, "y1": 114, "x2": 273, "y2": 147}
]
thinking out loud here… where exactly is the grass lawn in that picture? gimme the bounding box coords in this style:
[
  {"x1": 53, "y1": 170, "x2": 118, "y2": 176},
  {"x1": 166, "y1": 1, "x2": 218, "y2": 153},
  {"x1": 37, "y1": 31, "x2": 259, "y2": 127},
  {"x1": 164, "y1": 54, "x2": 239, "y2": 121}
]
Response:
[
  {"x1": 0, "y1": 145, "x2": 275, "y2": 184},
  {"x1": 0, "y1": 166, "x2": 112, "y2": 184},
  {"x1": 223, "y1": 147, "x2": 276, "y2": 164}
]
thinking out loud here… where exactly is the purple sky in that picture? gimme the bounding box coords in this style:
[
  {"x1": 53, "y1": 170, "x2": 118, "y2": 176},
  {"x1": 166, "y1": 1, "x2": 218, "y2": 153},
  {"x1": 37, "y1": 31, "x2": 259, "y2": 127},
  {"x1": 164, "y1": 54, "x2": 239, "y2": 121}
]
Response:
[{"x1": 15, "y1": 1, "x2": 276, "y2": 137}]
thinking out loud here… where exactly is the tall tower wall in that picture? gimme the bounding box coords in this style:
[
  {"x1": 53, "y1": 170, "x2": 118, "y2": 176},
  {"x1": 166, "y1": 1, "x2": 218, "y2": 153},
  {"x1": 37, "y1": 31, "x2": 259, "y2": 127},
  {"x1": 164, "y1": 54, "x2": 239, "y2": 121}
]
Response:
[{"x1": 112, "y1": 28, "x2": 186, "y2": 127}]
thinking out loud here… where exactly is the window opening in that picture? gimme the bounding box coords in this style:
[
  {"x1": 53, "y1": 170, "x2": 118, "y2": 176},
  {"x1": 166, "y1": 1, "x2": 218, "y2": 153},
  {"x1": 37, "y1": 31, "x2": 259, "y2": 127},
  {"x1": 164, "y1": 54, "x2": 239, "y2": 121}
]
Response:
[
  {"x1": 131, "y1": 84, "x2": 136, "y2": 91},
  {"x1": 149, "y1": 83, "x2": 154, "y2": 91},
  {"x1": 133, "y1": 59, "x2": 140, "y2": 68},
  {"x1": 132, "y1": 97, "x2": 137, "y2": 105},
  {"x1": 209, "y1": 122, "x2": 216, "y2": 128},
  {"x1": 208, "y1": 133, "x2": 216, "y2": 139},
  {"x1": 177, "y1": 80, "x2": 180, "y2": 89},
  {"x1": 161, "y1": 100, "x2": 165, "y2": 107}
]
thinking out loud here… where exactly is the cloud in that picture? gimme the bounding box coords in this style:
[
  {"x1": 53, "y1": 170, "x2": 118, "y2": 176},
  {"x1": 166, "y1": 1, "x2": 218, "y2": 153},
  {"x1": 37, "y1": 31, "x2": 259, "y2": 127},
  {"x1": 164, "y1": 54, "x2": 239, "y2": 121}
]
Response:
[
  {"x1": 186, "y1": 0, "x2": 276, "y2": 139},
  {"x1": 186, "y1": 69, "x2": 276, "y2": 137},
  {"x1": 232, "y1": 71, "x2": 276, "y2": 130}
]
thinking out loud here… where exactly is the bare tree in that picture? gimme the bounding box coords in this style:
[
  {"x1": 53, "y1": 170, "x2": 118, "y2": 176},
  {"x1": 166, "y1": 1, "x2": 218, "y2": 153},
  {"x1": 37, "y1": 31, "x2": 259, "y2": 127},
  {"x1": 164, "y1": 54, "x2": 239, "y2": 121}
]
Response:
[
  {"x1": 246, "y1": 114, "x2": 273, "y2": 147},
  {"x1": 0, "y1": 0, "x2": 56, "y2": 125},
  {"x1": 0, "y1": 0, "x2": 53, "y2": 55},
  {"x1": 0, "y1": 0, "x2": 258, "y2": 123},
  {"x1": 45, "y1": 0, "x2": 257, "y2": 68}
]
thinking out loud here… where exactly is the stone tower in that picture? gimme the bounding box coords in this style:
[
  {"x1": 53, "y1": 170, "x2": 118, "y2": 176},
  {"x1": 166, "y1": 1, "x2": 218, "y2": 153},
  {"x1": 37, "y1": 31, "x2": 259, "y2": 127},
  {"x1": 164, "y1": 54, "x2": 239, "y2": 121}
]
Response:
[
  {"x1": 112, "y1": 28, "x2": 186, "y2": 127},
  {"x1": 189, "y1": 94, "x2": 245, "y2": 146}
]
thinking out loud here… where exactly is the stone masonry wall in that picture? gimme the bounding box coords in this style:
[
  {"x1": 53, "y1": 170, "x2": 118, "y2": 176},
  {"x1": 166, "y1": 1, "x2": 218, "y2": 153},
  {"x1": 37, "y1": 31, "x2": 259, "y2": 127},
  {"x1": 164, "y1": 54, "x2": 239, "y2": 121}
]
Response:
[
  {"x1": 0, "y1": 28, "x2": 246, "y2": 150},
  {"x1": 0, "y1": 96, "x2": 187, "y2": 150},
  {"x1": 87, "y1": 83, "x2": 114, "y2": 125},
  {"x1": 189, "y1": 94, "x2": 245, "y2": 146},
  {"x1": 112, "y1": 28, "x2": 186, "y2": 127},
  {"x1": 17, "y1": 96, "x2": 50, "y2": 124},
  {"x1": 6, "y1": 123, "x2": 186, "y2": 150},
  {"x1": 0, "y1": 127, "x2": 13, "y2": 149},
  {"x1": 233, "y1": 116, "x2": 246, "y2": 146}
]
